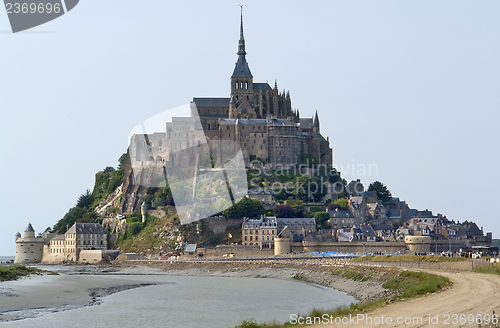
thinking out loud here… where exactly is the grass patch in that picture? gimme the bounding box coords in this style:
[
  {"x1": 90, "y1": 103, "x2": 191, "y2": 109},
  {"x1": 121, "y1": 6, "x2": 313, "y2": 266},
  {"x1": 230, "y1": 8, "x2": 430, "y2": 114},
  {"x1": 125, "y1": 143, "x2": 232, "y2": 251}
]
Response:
[
  {"x1": 354, "y1": 255, "x2": 465, "y2": 263},
  {"x1": 0, "y1": 265, "x2": 48, "y2": 282},
  {"x1": 474, "y1": 262, "x2": 500, "y2": 275},
  {"x1": 237, "y1": 270, "x2": 449, "y2": 328},
  {"x1": 342, "y1": 271, "x2": 372, "y2": 282},
  {"x1": 295, "y1": 269, "x2": 372, "y2": 284},
  {"x1": 383, "y1": 271, "x2": 449, "y2": 299},
  {"x1": 330, "y1": 269, "x2": 372, "y2": 281}
]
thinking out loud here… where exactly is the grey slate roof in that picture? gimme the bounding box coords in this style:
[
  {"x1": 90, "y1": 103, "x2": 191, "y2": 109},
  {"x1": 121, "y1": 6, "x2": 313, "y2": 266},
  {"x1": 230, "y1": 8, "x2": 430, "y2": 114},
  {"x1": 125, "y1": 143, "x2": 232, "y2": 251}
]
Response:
[
  {"x1": 363, "y1": 191, "x2": 377, "y2": 198},
  {"x1": 193, "y1": 97, "x2": 230, "y2": 107},
  {"x1": 359, "y1": 224, "x2": 377, "y2": 237},
  {"x1": 24, "y1": 223, "x2": 34, "y2": 232},
  {"x1": 243, "y1": 216, "x2": 277, "y2": 229},
  {"x1": 66, "y1": 223, "x2": 106, "y2": 235},
  {"x1": 243, "y1": 219, "x2": 263, "y2": 229},
  {"x1": 352, "y1": 227, "x2": 362, "y2": 235},
  {"x1": 303, "y1": 233, "x2": 319, "y2": 242},
  {"x1": 405, "y1": 209, "x2": 417, "y2": 220},
  {"x1": 277, "y1": 218, "x2": 316, "y2": 226},
  {"x1": 253, "y1": 83, "x2": 272, "y2": 91},
  {"x1": 328, "y1": 210, "x2": 352, "y2": 218},
  {"x1": 463, "y1": 222, "x2": 483, "y2": 236},
  {"x1": 232, "y1": 56, "x2": 253, "y2": 77},
  {"x1": 372, "y1": 224, "x2": 395, "y2": 232},
  {"x1": 388, "y1": 209, "x2": 400, "y2": 217}
]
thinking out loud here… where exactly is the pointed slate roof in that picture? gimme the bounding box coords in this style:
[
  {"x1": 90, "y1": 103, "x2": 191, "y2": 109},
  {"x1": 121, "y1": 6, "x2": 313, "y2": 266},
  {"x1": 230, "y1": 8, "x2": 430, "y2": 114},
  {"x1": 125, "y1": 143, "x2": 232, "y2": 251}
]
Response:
[
  {"x1": 24, "y1": 223, "x2": 35, "y2": 233},
  {"x1": 232, "y1": 8, "x2": 252, "y2": 78},
  {"x1": 232, "y1": 55, "x2": 252, "y2": 77}
]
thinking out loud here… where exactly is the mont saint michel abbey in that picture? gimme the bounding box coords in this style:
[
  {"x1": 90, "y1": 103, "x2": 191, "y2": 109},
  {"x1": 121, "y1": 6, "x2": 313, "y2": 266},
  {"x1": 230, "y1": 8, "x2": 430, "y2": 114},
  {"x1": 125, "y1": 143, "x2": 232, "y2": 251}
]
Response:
[{"x1": 130, "y1": 12, "x2": 332, "y2": 170}]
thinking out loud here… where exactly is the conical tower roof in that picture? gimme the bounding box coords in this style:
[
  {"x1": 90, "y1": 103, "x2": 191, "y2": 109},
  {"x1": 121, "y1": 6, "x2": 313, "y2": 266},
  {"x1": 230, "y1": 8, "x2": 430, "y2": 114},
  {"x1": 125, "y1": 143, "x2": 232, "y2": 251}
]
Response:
[
  {"x1": 24, "y1": 223, "x2": 34, "y2": 233},
  {"x1": 231, "y1": 7, "x2": 252, "y2": 78}
]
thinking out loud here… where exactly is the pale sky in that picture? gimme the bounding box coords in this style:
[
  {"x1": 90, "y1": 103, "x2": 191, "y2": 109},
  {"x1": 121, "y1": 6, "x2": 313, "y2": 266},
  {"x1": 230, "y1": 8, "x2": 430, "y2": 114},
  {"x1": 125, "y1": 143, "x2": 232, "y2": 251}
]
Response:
[{"x1": 2, "y1": 1, "x2": 499, "y2": 255}]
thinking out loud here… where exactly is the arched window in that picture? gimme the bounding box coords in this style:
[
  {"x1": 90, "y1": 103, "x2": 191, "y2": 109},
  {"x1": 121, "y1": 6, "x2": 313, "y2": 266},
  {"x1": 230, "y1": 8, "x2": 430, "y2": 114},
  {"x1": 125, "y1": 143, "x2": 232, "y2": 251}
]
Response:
[
  {"x1": 235, "y1": 82, "x2": 239, "y2": 89},
  {"x1": 246, "y1": 81, "x2": 249, "y2": 89}
]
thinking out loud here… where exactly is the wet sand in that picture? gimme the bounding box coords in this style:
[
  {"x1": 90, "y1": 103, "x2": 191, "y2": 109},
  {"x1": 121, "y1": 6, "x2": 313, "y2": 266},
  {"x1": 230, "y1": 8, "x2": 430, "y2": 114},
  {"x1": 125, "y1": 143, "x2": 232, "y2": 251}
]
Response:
[
  {"x1": 0, "y1": 262, "x2": 397, "y2": 322},
  {"x1": 0, "y1": 271, "x2": 161, "y2": 322}
]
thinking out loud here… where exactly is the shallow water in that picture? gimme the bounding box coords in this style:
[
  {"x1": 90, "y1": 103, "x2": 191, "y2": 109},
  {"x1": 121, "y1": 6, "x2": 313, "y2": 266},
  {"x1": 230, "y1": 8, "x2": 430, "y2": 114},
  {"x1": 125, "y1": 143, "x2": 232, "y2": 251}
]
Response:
[
  {"x1": 0, "y1": 257, "x2": 15, "y2": 264},
  {"x1": 0, "y1": 274, "x2": 355, "y2": 328}
]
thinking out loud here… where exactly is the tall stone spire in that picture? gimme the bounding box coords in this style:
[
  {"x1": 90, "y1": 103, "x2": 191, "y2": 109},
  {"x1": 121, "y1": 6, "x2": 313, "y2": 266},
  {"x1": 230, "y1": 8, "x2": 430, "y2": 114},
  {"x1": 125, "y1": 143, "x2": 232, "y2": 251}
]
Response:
[
  {"x1": 232, "y1": 6, "x2": 252, "y2": 78},
  {"x1": 238, "y1": 5, "x2": 246, "y2": 56}
]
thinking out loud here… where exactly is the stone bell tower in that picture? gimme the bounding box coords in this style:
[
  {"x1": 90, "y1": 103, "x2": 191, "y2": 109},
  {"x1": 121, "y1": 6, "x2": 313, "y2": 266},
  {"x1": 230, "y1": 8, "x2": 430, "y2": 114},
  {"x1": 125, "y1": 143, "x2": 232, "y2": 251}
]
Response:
[{"x1": 230, "y1": 7, "x2": 254, "y2": 105}]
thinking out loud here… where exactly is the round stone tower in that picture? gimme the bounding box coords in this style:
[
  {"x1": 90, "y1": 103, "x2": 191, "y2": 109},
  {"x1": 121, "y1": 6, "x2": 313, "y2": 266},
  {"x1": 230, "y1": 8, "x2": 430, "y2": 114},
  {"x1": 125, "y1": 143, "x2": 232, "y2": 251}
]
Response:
[
  {"x1": 14, "y1": 223, "x2": 44, "y2": 264},
  {"x1": 274, "y1": 237, "x2": 290, "y2": 256},
  {"x1": 405, "y1": 236, "x2": 432, "y2": 254}
]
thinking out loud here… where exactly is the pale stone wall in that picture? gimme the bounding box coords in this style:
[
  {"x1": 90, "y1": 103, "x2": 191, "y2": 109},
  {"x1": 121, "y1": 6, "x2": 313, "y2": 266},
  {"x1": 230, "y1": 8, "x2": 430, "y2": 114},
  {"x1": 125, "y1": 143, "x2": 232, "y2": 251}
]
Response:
[
  {"x1": 79, "y1": 250, "x2": 103, "y2": 263},
  {"x1": 41, "y1": 245, "x2": 76, "y2": 263}
]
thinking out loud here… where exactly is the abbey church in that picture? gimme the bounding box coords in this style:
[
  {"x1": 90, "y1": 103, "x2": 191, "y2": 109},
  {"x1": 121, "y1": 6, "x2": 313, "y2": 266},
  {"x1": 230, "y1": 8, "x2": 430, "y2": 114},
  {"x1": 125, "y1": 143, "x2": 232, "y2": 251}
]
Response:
[{"x1": 193, "y1": 11, "x2": 332, "y2": 168}]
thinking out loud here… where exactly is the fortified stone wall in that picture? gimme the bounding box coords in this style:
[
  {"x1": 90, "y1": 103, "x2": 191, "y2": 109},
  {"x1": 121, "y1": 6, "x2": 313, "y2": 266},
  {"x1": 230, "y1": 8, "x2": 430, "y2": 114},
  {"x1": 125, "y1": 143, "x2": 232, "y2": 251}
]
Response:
[
  {"x1": 216, "y1": 245, "x2": 273, "y2": 257},
  {"x1": 290, "y1": 241, "x2": 407, "y2": 255}
]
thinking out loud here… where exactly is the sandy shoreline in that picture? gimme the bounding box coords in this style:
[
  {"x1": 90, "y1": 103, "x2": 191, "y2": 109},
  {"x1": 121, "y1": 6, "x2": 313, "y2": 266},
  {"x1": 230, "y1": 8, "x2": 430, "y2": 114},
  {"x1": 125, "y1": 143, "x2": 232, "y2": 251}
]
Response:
[
  {"x1": 0, "y1": 269, "x2": 164, "y2": 322},
  {"x1": 0, "y1": 262, "x2": 399, "y2": 322}
]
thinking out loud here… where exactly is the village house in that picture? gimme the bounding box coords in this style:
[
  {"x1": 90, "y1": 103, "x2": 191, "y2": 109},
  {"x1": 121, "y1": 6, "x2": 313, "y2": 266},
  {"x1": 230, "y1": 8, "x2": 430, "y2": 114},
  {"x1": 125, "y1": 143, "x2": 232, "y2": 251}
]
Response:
[{"x1": 242, "y1": 216, "x2": 278, "y2": 249}]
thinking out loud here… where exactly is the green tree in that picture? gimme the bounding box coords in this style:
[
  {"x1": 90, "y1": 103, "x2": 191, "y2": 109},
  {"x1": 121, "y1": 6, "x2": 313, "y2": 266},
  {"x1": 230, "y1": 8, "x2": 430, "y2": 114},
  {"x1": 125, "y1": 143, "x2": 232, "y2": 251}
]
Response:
[
  {"x1": 284, "y1": 199, "x2": 304, "y2": 217},
  {"x1": 222, "y1": 198, "x2": 265, "y2": 218},
  {"x1": 333, "y1": 198, "x2": 348, "y2": 210},
  {"x1": 368, "y1": 181, "x2": 392, "y2": 203},
  {"x1": 76, "y1": 189, "x2": 93, "y2": 208},
  {"x1": 313, "y1": 212, "x2": 331, "y2": 229}
]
